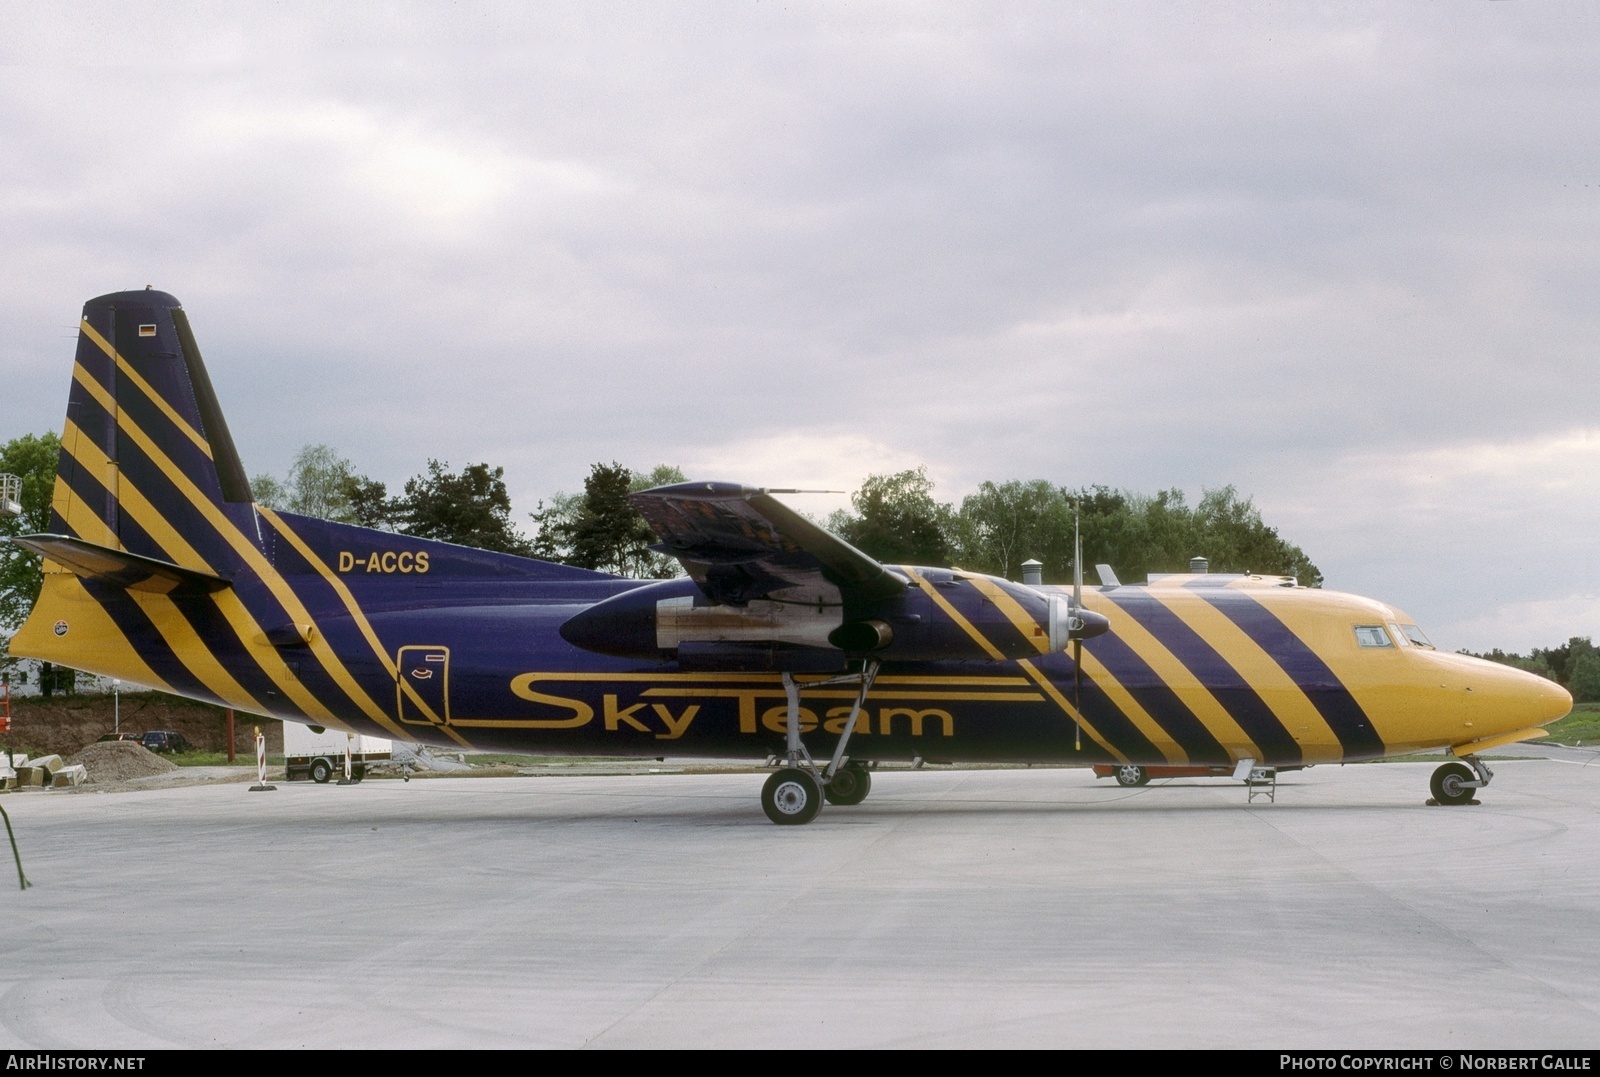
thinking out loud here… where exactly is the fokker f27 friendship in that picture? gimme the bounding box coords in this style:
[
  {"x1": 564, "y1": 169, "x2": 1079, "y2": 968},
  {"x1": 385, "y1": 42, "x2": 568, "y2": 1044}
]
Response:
[{"x1": 9, "y1": 290, "x2": 1574, "y2": 823}]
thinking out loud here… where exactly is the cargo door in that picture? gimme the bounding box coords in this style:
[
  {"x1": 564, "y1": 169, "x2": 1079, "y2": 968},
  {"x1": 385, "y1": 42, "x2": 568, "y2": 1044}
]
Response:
[{"x1": 396, "y1": 646, "x2": 450, "y2": 726}]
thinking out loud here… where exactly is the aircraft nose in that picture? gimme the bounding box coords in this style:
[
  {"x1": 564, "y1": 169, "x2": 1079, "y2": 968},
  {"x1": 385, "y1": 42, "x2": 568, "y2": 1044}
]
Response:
[
  {"x1": 1473, "y1": 663, "x2": 1572, "y2": 730},
  {"x1": 1535, "y1": 676, "x2": 1574, "y2": 725}
]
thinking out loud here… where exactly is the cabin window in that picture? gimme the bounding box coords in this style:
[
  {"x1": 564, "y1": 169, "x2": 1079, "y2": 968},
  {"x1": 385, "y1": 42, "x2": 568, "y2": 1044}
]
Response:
[
  {"x1": 1353, "y1": 625, "x2": 1394, "y2": 648},
  {"x1": 1398, "y1": 624, "x2": 1434, "y2": 649}
]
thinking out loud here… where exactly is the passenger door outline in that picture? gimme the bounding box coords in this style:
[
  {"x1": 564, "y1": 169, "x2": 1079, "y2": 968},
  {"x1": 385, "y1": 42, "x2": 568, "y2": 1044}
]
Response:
[{"x1": 396, "y1": 646, "x2": 450, "y2": 726}]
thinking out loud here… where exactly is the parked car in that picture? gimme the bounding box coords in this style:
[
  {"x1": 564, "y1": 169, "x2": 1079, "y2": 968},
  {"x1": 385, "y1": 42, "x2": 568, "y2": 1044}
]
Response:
[
  {"x1": 140, "y1": 730, "x2": 193, "y2": 754},
  {"x1": 1093, "y1": 763, "x2": 1235, "y2": 787},
  {"x1": 96, "y1": 732, "x2": 144, "y2": 744},
  {"x1": 1093, "y1": 763, "x2": 1302, "y2": 787}
]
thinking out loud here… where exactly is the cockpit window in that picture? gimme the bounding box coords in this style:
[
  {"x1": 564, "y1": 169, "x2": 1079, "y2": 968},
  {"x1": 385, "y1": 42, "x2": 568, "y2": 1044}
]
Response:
[
  {"x1": 1399, "y1": 624, "x2": 1434, "y2": 649},
  {"x1": 1386, "y1": 622, "x2": 1410, "y2": 646},
  {"x1": 1354, "y1": 625, "x2": 1394, "y2": 648}
]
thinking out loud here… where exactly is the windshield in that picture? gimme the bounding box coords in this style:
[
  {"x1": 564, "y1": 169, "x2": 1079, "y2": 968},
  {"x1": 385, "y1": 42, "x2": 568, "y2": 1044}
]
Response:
[
  {"x1": 1399, "y1": 624, "x2": 1434, "y2": 649},
  {"x1": 1354, "y1": 625, "x2": 1394, "y2": 648}
]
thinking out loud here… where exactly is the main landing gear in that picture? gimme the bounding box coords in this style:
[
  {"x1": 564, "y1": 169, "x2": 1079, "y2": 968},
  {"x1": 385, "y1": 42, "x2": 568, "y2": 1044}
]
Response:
[
  {"x1": 1429, "y1": 755, "x2": 1491, "y2": 806},
  {"x1": 761, "y1": 660, "x2": 879, "y2": 826}
]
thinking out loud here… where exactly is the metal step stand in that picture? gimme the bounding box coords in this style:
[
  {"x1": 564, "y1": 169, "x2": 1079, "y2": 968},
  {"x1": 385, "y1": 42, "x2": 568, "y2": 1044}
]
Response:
[
  {"x1": 1246, "y1": 766, "x2": 1278, "y2": 803},
  {"x1": 1233, "y1": 757, "x2": 1277, "y2": 803}
]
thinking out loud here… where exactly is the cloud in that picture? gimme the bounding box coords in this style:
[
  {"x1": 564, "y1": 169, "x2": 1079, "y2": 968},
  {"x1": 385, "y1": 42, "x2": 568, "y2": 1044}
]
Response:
[
  {"x1": 1441, "y1": 594, "x2": 1600, "y2": 658},
  {"x1": 1260, "y1": 428, "x2": 1600, "y2": 651}
]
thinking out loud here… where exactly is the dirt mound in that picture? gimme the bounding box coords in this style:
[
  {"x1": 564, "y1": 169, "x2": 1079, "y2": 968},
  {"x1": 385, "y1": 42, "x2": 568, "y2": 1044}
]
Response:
[{"x1": 67, "y1": 742, "x2": 181, "y2": 782}]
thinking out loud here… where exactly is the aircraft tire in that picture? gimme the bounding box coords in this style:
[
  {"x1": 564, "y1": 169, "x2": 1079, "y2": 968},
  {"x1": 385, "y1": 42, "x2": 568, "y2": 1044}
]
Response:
[
  {"x1": 310, "y1": 758, "x2": 333, "y2": 784},
  {"x1": 762, "y1": 769, "x2": 822, "y2": 825},
  {"x1": 1430, "y1": 762, "x2": 1477, "y2": 806},
  {"x1": 824, "y1": 764, "x2": 871, "y2": 806},
  {"x1": 1114, "y1": 765, "x2": 1149, "y2": 788}
]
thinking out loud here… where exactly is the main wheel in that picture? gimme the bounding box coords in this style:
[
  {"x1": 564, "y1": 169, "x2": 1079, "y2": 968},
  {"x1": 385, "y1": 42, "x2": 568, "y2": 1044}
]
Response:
[
  {"x1": 1431, "y1": 762, "x2": 1477, "y2": 805},
  {"x1": 824, "y1": 764, "x2": 872, "y2": 806},
  {"x1": 762, "y1": 769, "x2": 823, "y2": 825},
  {"x1": 1114, "y1": 764, "x2": 1149, "y2": 788},
  {"x1": 310, "y1": 758, "x2": 333, "y2": 784}
]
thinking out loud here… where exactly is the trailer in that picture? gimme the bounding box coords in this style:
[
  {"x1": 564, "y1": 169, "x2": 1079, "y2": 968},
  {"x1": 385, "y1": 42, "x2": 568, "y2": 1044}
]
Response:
[{"x1": 282, "y1": 721, "x2": 392, "y2": 783}]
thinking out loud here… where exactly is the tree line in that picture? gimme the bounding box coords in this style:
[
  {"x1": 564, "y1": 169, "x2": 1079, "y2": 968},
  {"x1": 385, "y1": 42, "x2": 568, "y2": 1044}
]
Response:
[{"x1": 824, "y1": 467, "x2": 1321, "y2": 587}]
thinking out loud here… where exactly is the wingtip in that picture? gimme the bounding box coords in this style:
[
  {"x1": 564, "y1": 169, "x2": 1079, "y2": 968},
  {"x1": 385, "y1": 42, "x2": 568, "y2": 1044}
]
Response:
[{"x1": 631, "y1": 481, "x2": 760, "y2": 500}]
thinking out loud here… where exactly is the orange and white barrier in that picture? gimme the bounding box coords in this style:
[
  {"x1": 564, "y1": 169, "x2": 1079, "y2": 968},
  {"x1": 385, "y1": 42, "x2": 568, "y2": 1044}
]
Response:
[{"x1": 249, "y1": 726, "x2": 276, "y2": 792}]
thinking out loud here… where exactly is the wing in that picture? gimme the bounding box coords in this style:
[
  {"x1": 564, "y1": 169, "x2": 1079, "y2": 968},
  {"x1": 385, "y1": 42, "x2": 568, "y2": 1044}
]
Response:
[{"x1": 629, "y1": 482, "x2": 905, "y2": 607}]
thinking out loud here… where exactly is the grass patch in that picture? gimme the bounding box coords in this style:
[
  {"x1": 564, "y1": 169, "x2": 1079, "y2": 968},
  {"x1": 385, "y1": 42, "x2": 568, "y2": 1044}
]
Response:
[{"x1": 1542, "y1": 703, "x2": 1600, "y2": 746}]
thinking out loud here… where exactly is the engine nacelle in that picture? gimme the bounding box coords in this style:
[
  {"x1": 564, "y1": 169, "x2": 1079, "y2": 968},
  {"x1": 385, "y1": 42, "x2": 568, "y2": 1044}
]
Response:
[{"x1": 558, "y1": 571, "x2": 1108, "y2": 667}]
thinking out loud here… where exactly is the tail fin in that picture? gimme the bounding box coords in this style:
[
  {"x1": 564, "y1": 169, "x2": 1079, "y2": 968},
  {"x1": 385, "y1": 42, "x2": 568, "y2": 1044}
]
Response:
[{"x1": 51, "y1": 288, "x2": 259, "y2": 573}]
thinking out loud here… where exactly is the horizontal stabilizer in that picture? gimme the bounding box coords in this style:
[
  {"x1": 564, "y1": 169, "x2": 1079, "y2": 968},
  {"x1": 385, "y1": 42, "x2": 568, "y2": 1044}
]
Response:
[{"x1": 10, "y1": 534, "x2": 230, "y2": 595}]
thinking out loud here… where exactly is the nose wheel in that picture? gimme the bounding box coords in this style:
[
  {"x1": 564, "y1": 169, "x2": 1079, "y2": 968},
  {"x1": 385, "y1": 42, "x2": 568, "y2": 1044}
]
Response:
[{"x1": 1429, "y1": 756, "x2": 1490, "y2": 806}]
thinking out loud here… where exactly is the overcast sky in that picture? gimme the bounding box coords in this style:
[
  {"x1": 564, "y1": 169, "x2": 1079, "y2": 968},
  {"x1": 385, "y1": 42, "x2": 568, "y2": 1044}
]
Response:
[{"x1": 3, "y1": 2, "x2": 1597, "y2": 653}]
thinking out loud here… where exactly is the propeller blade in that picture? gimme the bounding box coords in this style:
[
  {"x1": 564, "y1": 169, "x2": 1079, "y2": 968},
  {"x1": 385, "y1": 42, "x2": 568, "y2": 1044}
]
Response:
[
  {"x1": 1073, "y1": 637, "x2": 1082, "y2": 751},
  {"x1": 1073, "y1": 512, "x2": 1083, "y2": 611}
]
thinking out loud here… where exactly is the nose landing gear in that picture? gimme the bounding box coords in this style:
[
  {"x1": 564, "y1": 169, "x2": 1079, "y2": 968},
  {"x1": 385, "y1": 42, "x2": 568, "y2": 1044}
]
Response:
[{"x1": 1429, "y1": 754, "x2": 1491, "y2": 806}]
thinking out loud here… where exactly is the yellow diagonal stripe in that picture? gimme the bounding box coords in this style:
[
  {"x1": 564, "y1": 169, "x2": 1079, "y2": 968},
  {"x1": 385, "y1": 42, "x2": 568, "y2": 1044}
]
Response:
[
  {"x1": 127, "y1": 591, "x2": 263, "y2": 711},
  {"x1": 8, "y1": 574, "x2": 173, "y2": 693},
  {"x1": 259, "y1": 510, "x2": 458, "y2": 745},
  {"x1": 1072, "y1": 646, "x2": 1187, "y2": 764},
  {"x1": 52, "y1": 405, "x2": 121, "y2": 549},
  {"x1": 963, "y1": 575, "x2": 1052, "y2": 656},
  {"x1": 1015, "y1": 659, "x2": 1125, "y2": 763},
  {"x1": 80, "y1": 319, "x2": 213, "y2": 459},
  {"x1": 903, "y1": 566, "x2": 1006, "y2": 660}
]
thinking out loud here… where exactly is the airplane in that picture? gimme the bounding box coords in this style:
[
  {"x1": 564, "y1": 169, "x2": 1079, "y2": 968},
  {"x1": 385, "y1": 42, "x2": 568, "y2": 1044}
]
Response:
[{"x1": 6, "y1": 289, "x2": 1574, "y2": 824}]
